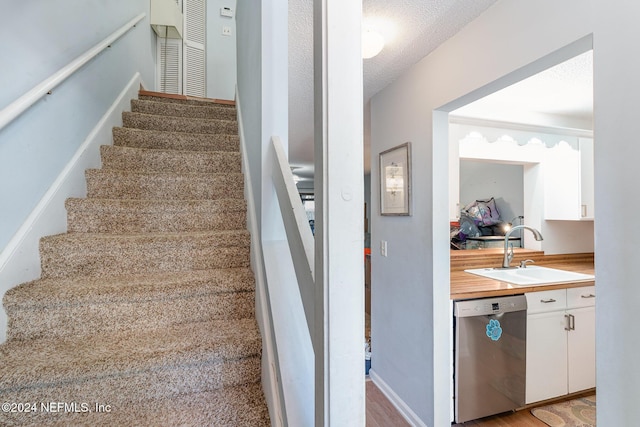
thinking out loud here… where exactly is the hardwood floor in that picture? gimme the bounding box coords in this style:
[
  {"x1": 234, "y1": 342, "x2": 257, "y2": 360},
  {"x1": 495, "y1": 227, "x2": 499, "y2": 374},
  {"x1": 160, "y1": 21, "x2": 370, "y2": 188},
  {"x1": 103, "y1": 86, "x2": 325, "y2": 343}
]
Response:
[
  {"x1": 365, "y1": 380, "x2": 546, "y2": 427},
  {"x1": 452, "y1": 390, "x2": 596, "y2": 426},
  {"x1": 366, "y1": 379, "x2": 549, "y2": 427},
  {"x1": 452, "y1": 409, "x2": 548, "y2": 426},
  {"x1": 366, "y1": 372, "x2": 594, "y2": 427},
  {"x1": 367, "y1": 379, "x2": 594, "y2": 427},
  {"x1": 366, "y1": 379, "x2": 410, "y2": 427}
]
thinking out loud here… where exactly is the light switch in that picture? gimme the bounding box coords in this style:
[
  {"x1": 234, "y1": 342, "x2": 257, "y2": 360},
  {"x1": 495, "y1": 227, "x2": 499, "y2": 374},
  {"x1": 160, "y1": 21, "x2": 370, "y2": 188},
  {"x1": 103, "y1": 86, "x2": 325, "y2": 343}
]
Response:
[
  {"x1": 222, "y1": 26, "x2": 232, "y2": 36},
  {"x1": 380, "y1": 240, "x2": 387, "y2": 257},
  {"x1": 220, "y1": 7, "x2": 233, "y2": 18}
]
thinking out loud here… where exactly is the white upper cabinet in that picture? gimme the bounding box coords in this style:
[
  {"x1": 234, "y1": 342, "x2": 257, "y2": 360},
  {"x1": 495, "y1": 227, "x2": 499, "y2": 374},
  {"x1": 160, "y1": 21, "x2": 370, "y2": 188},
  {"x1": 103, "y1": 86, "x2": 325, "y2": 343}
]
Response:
[
  {"x1": 543, "y1": 137, "x2": 594, "y2": 221},
  {"x1": 579, "y1": 138, "x2": 595, "y2": 220}
]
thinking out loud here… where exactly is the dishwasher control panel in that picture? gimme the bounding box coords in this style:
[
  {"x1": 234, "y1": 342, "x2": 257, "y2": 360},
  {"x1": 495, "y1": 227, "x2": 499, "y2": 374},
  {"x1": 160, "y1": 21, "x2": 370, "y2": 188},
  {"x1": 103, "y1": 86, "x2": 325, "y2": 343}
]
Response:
[{"x1": 455, "y1": 295, "x2": 527, "y2": 317}]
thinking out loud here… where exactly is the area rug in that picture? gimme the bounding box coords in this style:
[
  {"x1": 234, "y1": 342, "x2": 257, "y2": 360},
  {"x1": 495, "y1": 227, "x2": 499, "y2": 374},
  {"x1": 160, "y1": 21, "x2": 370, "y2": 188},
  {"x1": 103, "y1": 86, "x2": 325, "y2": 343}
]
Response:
[{"x1": 531, "y1": 395, "x2": 596, "y2": 427}]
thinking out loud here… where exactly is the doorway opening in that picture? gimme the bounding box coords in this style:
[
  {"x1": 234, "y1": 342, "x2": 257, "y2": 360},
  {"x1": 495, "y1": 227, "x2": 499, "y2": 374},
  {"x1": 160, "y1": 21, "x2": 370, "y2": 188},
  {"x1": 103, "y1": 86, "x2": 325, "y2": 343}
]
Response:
[{"x1": 436, "y1": 39, "x2": 595, "y2": 422}]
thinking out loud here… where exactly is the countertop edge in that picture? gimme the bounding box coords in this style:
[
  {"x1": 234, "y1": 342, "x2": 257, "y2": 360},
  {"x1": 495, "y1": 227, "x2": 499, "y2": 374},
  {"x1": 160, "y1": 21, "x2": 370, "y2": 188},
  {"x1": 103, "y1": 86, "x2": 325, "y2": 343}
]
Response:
[
  {"x1": 450, "y1": 278, "x2": 595, "y2": 300},
  {"x1": 450, "y1": 256, "x2": 595, "y2": 300}
]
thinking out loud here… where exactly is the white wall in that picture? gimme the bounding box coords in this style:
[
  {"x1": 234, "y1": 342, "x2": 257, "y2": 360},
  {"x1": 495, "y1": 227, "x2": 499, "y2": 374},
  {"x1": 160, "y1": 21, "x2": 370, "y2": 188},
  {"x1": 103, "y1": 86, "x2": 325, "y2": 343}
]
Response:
[
  {"x1": 206, "y1": 0, "x2": 237, "y2": 100},
  {"x1": 370, "y1": 0, "x2": 594, "y2": 424},
  {"x1": 0, "y1": 1, "x2": 155, "y2": 252},
  {"x1": 236, "y1": 0, "x2": 289, "y2": 235},
  {"x1": 593, "y1": 2, "x2": 640, "y2": 425},
  {"x1": 542, "y1": 221, "x2": 594, "y2": 254},
  {"x1": 236, "y1": 2, "x2": 263, "y2": 226},
  {"x1": 459, "y1": 160, "x2": 523, "y2": 225}
]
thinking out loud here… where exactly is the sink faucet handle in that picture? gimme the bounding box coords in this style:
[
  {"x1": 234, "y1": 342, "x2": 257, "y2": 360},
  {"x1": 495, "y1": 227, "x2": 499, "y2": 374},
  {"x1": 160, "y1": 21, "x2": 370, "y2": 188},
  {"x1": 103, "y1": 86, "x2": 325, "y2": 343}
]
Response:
[
  {"x1": 502, "y1": 224, "x2": 543, "y2": 268},
  {"x1": 519, "y1": 259, "x2": 535, "y2": 268},
  {"x1": 507, "y1": 243, "x2": 514, "y2": 264}
]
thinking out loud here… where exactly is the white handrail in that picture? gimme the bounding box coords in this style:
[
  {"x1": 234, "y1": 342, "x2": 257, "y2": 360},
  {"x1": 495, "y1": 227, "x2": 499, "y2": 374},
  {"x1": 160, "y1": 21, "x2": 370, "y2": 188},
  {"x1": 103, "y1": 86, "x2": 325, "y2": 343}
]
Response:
[
  {"x1": 0, "y1": 12, "x2": 146, "y2": 131},
  {"x1": 271, "y1": 136, "x2": 316, "y2": 343}
]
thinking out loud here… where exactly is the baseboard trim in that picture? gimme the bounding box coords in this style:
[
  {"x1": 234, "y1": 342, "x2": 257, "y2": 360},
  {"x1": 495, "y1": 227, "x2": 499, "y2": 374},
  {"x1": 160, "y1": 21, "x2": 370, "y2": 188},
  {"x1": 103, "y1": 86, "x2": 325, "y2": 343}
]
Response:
[
  {"x1": 369, "y1": 369, "x2": 428, "y2": 427},
  {"x1": 0, "y1": 72, "x2": 141, "y2": 343},
  {"x1": 237, "y1": 88, "x2": 286, "y2": 427}
]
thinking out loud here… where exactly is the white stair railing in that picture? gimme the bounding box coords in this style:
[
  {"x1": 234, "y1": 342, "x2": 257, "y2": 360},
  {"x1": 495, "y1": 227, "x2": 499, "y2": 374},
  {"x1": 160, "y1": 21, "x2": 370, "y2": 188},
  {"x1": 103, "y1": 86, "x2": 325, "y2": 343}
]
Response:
[
  {"x1": 271, "y1": 136, "x2": 316, "y2": 341},
  {"x1": 0, "y1": 13, "x2": 146, "y2": 131}
]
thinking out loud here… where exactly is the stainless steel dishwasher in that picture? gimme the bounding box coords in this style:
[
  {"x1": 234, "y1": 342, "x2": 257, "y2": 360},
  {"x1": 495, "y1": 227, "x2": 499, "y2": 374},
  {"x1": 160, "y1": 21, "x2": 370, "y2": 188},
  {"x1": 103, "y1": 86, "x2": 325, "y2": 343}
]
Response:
[{"x1": 454, "y1": 295, "x2": 527, "y2": 423}]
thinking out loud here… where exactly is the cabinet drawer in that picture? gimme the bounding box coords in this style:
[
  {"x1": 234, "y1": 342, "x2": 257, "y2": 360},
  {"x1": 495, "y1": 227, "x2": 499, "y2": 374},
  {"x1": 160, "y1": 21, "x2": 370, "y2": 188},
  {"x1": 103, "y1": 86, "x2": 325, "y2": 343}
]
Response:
[
  {"x1": 526, "y1": 290, "x2": 567, "y2": 314},
  {"x1": 567, "y1": 286, "x2": 596, "y2": 308}
]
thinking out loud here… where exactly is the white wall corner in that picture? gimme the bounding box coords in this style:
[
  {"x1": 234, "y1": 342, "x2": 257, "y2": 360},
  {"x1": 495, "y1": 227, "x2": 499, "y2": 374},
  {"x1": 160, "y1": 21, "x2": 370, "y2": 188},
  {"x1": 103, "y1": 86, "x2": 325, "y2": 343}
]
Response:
[
  {"x1": 0, "y1": 72, "x2": 142, "y2": 343},
  {"x1": 370, "y1": 370, "x2": 428, "y2": 427}
]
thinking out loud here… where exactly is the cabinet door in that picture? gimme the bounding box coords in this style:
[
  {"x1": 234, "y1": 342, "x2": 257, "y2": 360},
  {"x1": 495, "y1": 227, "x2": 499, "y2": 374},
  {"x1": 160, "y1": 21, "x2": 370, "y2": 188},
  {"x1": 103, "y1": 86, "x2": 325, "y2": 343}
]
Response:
[
  {"x1": 567, "y1": 306, "x2": 596, "y2": 393},
  {"x1": 544, "y1": 139, "x2": 581, "y2": 220},
  {"x1": 526, "y1": 311, "x2": 568, "y2": 403},
  {"x1": 183, "y1": 0, "x2": 206, "y2": 97},
  {"x1": 157, "y1": 38, "x2": 183, "y2": 94},
  {"x1": 579, "y1": 138, "x2": 594, "y2": 220}
]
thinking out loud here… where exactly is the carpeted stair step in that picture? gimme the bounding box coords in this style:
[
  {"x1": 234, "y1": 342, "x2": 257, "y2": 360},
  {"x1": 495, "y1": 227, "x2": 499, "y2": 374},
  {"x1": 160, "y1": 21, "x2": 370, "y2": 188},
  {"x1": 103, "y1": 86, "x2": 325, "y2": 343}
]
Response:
[
  {"x1": 0, "y1": 383, "x2": 269, "y2": 427},
  {"x1": 65, "y1": 198, "x2": 246, "y2": 233},
  {"x1": 112, "y1": 127, "x2": 239, "y2": 152},
  {"x1": 123, "y1": 111, "x2": 238, "y2": 135},
  {"x1": 40, "y1": 230, "x2": 250, "y2": 279},
  {"x1": 131, "y1": 98, "x2": 237, "y2": 121},
  {"x1": 85, "y1": 169, "x2": 244, "y2": 200},
  {"x1": 4, "y1": 268, "x2": 256, "y2": 340},
  {"x1": 139, "y1": 93, "x2": 236, "y2": 109},
  {"x1": 0, "y1": 319, "x2": 262, "y2": 411},
  {"x1": 0, "y1": 90, "x2": 270, "y2": 426},
  {"x1": 99, "y1": 145, "x2": 241, "y2": 174},
  {"x1": 107, "y1": 383, "x2": 270, "y2": 427}
]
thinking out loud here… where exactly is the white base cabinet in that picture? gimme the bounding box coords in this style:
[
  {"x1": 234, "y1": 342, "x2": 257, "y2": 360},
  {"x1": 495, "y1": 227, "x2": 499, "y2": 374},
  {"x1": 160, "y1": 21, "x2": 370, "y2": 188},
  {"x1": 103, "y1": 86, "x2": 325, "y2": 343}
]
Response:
[
  {"x1": 526, "y1": 286, "x2": 595, "y2": 404},
  {"x1": 526, "y1": 310, "x2": 568, "y2": 403},
  {"x1": 567, "y1": 305, "x2": 596, "y2": 393}
]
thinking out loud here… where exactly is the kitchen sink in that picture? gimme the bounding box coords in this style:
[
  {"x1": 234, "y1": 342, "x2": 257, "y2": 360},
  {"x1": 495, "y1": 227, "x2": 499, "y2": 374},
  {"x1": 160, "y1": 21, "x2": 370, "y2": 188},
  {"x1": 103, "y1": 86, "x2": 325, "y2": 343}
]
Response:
[{"x1": 464, "y1": 265, "x2": 595, "y2": 286}]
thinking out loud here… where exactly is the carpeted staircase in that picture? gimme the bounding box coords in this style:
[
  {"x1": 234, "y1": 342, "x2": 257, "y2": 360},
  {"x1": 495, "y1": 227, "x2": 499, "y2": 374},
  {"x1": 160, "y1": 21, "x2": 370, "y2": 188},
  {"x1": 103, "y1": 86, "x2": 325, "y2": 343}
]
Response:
[{"x1": 0, "y1": 93, "x2": 270, "y2": 426}]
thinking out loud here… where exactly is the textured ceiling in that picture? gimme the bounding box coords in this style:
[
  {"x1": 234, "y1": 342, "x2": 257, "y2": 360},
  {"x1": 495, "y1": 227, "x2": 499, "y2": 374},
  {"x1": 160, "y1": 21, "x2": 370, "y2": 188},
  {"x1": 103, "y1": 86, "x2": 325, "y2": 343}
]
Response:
[
  {"x1": 288, "y1": 0, "x2": 498, "y2": 181},
  {"x1": 288, "y1": 0, "x2": 594, "y2": 182},
  {"x1": 453, "y1": 50, "x2": 593, "y2": 129},
  {"x1": 360, "y1": 0, "x2": 498, "y2": 102}
]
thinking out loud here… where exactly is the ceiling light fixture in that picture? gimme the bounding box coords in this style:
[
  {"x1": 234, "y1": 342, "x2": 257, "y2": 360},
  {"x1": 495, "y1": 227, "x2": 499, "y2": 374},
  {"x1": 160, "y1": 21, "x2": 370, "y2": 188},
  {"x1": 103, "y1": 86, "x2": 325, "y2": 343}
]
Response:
[{"x1": 362, "y1": 30, "x2": 384, "y2": 59}]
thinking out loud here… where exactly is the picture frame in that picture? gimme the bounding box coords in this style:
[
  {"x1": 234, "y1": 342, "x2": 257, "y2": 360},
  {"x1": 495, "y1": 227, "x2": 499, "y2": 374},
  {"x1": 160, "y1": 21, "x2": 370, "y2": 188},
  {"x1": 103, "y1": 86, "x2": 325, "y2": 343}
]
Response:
[{"x1": 379, "y1": 142, "x2": 411, "y2": 216}]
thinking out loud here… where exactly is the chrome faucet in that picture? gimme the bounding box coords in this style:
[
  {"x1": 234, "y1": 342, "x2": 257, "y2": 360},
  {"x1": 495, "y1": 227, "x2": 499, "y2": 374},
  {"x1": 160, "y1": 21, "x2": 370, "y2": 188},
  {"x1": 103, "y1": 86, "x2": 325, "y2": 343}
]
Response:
[{"x1": 502, "y1": 225, "x2": 543, "y2": 268}]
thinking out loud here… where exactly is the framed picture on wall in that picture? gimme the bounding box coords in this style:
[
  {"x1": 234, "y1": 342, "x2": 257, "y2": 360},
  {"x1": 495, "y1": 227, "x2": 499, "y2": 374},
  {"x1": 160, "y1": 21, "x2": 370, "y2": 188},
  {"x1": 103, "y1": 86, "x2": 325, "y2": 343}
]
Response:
[{"x1": 379, "y1": 142, "x2": 411, "y2": 216}]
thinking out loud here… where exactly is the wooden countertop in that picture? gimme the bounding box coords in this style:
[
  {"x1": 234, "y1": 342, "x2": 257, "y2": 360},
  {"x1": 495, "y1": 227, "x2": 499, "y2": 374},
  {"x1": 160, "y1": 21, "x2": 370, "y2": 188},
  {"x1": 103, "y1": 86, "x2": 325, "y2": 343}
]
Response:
[{"x1": 450, "y1": 249, "x2": 595, "y2": 300}]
